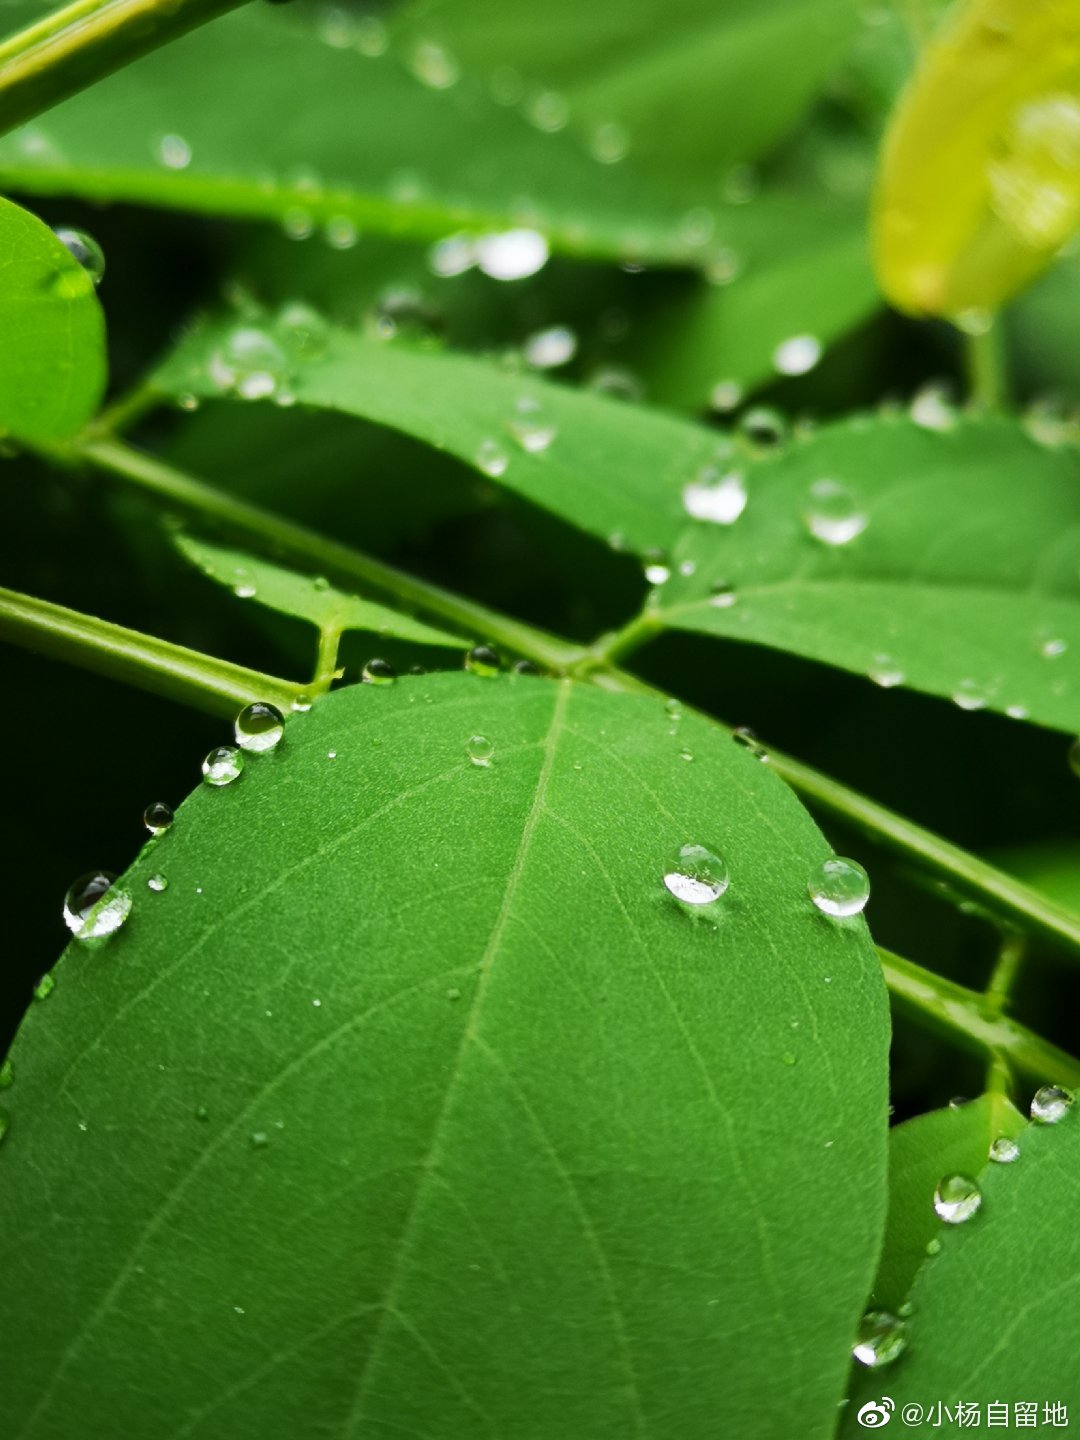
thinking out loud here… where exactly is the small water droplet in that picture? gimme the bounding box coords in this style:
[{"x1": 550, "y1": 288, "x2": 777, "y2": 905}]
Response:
[
  {"x1": 291, "y1": 693, "x2": 313, "y2": 713},
  {"x1": 428, "y1": 232, "x2": 478, "y2": 277},
  {"x1": 808, "y1": 857, "x2": 870, "y2": 917},
  {"x1": 250, "y1": 1131, "x2": 270, "y2": 1149},
  {"x1": 476, "y1": 230, "x2": 549, "y2": 281},
  {"x1": 147, "y1": 873, "x2": 168, "y2": 893},
  {"x1": 1031, "y1": 1084, "x2": 1074, "y2": 1124},
  {"x1": 465, "y1": 644, "x2": 500, "y2": 677},
  {"x1": 678, "y1": 748, "x2": 694, "y2": 762},
  {"x1": 589, "y1": 121, "x2": 630, "y2": 164},
  {"x1": 234, "y1": 701, "x2": 285, "y2": 753},
  {"x1": 202, "y1": 745, "x2": 244, "y2": 786},
  {"x1": 773, "y1": 334, "x2": 822, "y2": 377},
  {"x1": 466, "y1": 734, "x2": 494, "y2": 767},
  {"x1": 588, "y1": 366, "x2": 643, "y2": 402},
  {"x1": 738, "y1": 406, "x2": 788, "y2": 451},
  {"x1": 663, "y1": 844, "x2": 730, "y2": 906},
  {"x1": 910, "y1": 383, "x2": 957, "y2": 432},
  {"x1": 1036, "y1": 633, "x2": 1067, "y2": 659},
  {"x1": 356, "y1": 14, "x2": 388, "y2": 55},
  {"x1": 709, "y1": 581, "x2": 737, "y2": 609},
  {"x1": 682, "y1": 467, "x2": 747, "y2": 525},
  {"x1": 523, "y1": 325, "x2": 577, "y2": 369},
  {"x1": 63, "y1": 871, "x2": 132, "y2": 941},
  {"x1": 324, "y1": 216, "x2": 358, "y2": 250},
  {"x1": 408, "y1": 38, "x2": 459, "y2": 89},
  {"x1": 53, "y1": 226, "x2": 105, "y2": 284},
  {"x1": 208, "y1": 326, "x2": 289, "y2": 400},
  {"x1": 362, "y1": 659, "x2": 397, "y2": 685},
  {"x1": 274, "y1": 301, "x2": 329, "y2": 360},
  {"x1": 988, "y1": 1135, "x2": 1020, "y2": 1163},
  {"x1": 952, "y1": 679, "x2": 989, "y2": 712},
  {"x1": 195, "y1": 1104, "x2": 210, "y2": 1121},
  {"x1": 524, "y1": 89, "x2": 569, "y2": 133},
  {"x1": 370, "y1": 286, "x2": 444, "y2": 343},
  {"x1": 507, "y1": 395, "x2": 557, "y2": 453},
  {"x1": 157, "y1": 133, "x2": 191, "y2": 169},
  {"x1": 852, "y1": 1310, "x2": 907, "y2": 1369},
  {"x1": 708, "y1": 379, "x2": 743, "y2": 413},
  {"x1": 732, "y1": 726, "x2": 767, "y2": 759},
  {"x1": 926, "y1": 1236, "x2": 942, "y2": 1255},
  {"x1": 802, "y1": 478, "x2": 868, "y2": 545},
  {"x1": 781, "y1": 1051, "x2": 796, "y2": 1066},
  {"x1": 513, "y1": 659, "x2": 540, "y2": 676},
  {"x1": 869, "y1": 654, "x2": 905, "y2": 688},
  {"x1": 34, "y1": 973, "x2": 56, "y2": 1001},
  {"x1": 446, "y1": 986, "x2": 462, "y2": 1001},
  {"x1": 933, "y1": 1173, "x2": 982, "y2": 1224},
  {"x1": 664, "y1": 698, "x2": 683, "y2": 722},
  {"x1": 143, "y1": 801, "x2": 174, "y2": 835},
  {"x1": 643, "y1": 550, "x2": 671, "y2": 586}
]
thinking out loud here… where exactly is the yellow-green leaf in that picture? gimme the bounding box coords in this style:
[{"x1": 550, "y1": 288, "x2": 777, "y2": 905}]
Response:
[{"x1": 873, "y1": 0, "x2": 1080, "y2": 317}]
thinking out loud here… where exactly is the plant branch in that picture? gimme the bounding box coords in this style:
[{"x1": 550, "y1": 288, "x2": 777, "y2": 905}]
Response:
[
  {"x1": 879, "y1": 946, "x2": 1080, "y2": 1089},
  {"x1": 0, "y1": 0, "x2": 248, "y2": 138},
  {"x1": 0, "y1": 584, "x2": 300, "y2": 717},
  {"x1": 964, "y1": 321, "x2": 1008, "y2": 412}
]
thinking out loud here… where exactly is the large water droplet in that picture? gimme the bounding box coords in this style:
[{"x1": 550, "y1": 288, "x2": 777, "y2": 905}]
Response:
[
  {"x1": 465, "y1": 644, "x2": 500, "y2": 677},
  {"x1": 234, "y1": 701, "x2": 285, "y2": 753},
  {"x1": 476, "y1": 230, "x2": 549, "y2": 281},
  {"x1": 53, "y1": 227, "x2": 105, "y2": 285},
  {"x1": 467, "y1": 734, "x2": 494, "y2": 767},
  {"x1": 202, "y1": 745, "x2": 244, "y2": 786},
  {"x1": 274, "y1": 301, "x2": 329, "y2": 360},
  {"x1": 208, "y1": 326, "x2": 289, "y2": 401},
  {"x1": 362, "y1": 658, "x2": 396, "y2": 685},
  {"x1": 808, "y1": 857, "x2": 870, "y2": 917},
  {"x1": 933, "y1": 1173, "x2": 982, "y2": 1224},
  {"x1": 682, "y1": 467, "x2": 747, "y2": 525},
  {"x1": 663, "y1": 844, "x2": 730, "y2": 906},
  {"x1": 63, "y1": 871, "x2": 133, "y2": 941},
  {"x1": 773, "y1": 334, "x2": 822, "y2": 377},
  {"x1": 988, "y1": 1135, "x2": 1020, "y2": 1163},
  {"x1": 802, "y1": 478, "x2": 868, "y2": 545},
  {"x1": 852, "y1": 1310, "x2": 907, "y2": 1369},
  {"x1": 523, "y1": 325, "x2": 577, "y2": 369},
  {"x1": 1030, "y1": 1084, "x2": 1074, "y2": 1124},
  {"x1": 143, "y1": 801, "x2": 174, "y2": 835},
  {"x1": 507, "y1": 395, "x2": 557, "y2": 452},
  {"x1": 157, "y1": 133, "x2": 192, "y2": 169}
]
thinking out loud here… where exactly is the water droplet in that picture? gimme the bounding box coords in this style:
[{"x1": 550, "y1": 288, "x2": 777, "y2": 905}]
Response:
[
  {"x1": 664, "y1": 698, "x2": 683, "y2": 722},
  {"x1": 1035, "y1": 631, "x2": 1067, "y2": 659},
  {"x1": 988, "y1": 1135, "x2": 1020, "y2": 1163},
  {"x1": 408, "y1": 39, "x2": 459, "y2": 89},
  {"x1": 0, "y1": 1059, "x2": 13, "y2": 1088},
  {"x1": 274, "y1": 301, "x2": 329, "y2": 360},
  {"x1": 643, "y1": 550, "x2": 671, "y2": 586},
  {"x1": 588, "y1": 366, "x2": 644, "y2": 402},
  {"x1": 682, "y1": 467, "x2": 747, "y2": 525},
  {"x1": 808, "y1": 857, "x2": 870, "y2": 917},
  {"x1": 525, "y1": 89, "x2": 568, "y2": 133},
  {"x1": 507, "y1": 395, "x2": 557, "y2": 452},
  {"x1": 250, "y1": 1131, "x2": 270, "y2": 1149},
  {"x1": 53, "y1": 227, "x2": 105, "y2": 284},
  {"x1": 910, "y1": 383, "x2": 957, "y2": 432},
  {"x1": 147, "y1": 873, "x2": 169, "y2": 893},
  {"x1": 234, "y1": 701, "x2": 285, "y2": 753},
  {"x1": 467, "y1": 734, "x2": 494, "y2": 767},
  {"x1": 291, "y1": 693, "x2": 313, "y2": 713},
  {"x1": 732, "y1": 726, "x2": 767, "y2": 759},
  {"x1": 773, "y1": 334, "x2": 822, "y2": 377},
  {"x1": 513, "y1": 659, "x2": 540, "y2": 676},
  {"x1": 709, "y1": 379, "x2": 743, "y2": 413},
  {"x1": 926, "y1": 1236, "x2": 942, "y2": 1256},
  {"x1": 476, "y1": 230, "x2": 549, "y2": 281},
  {"x1": 34, "y1": 973, "x2": 56, "y2": 1001},
  {"x1": 356, "y1": 15, "x2": 388, "y2": 55},
  {"x1": 738, "y1": 407, "x2": 788, "y2": 452},
  {"x1": 195, "y1": 1104, "x2": 210, "y2": 1121},
  {"x1": 523, "y1": 325, "x2": 577, "y2": 369},
  {"x1": 933, "y1": 1172, "x2": 982, "y2": 1224},
  {"x1": 157, "y1": 133, "x2": 191, "y2": 169},
  {"x1": 208, "y1": 326, "x2": 289, "y2": 400},
  {"x1": 362, "y1": 659, "x2": 396, "y2": 685},
  {"x1": 589, "y1": 121, "x2": 630, "y2": 164},
  {"x1": 63, "y1": 871, "x2": 133, "y2": 941},
  {"x1": 202, "y1": 745, "x2": 244, "y2": 786},
  {"x1": 781, "y1": 1051, "x2": 796, "y2": 1066},
  {"x1": 317, "y1": 4, "x2": 356, "y2": 47},
  {"x1": 678, "y1": 748, "x2": 694, "y2": 762},
  {"x1": 989, "y1": 95, "x2": 1080, "y2": 250},
  {"x1": 662, "y1": 844, "x2": 730, "y2": 906},
  {"x1": 853, "y1": 1310, "x2": 908, "y2": 1369},
  {"x1": 709, "y1": 581, "x2": 737, "y2": 609},
  {"x1": 705, "y1": 248, "x2": 741, "y2": 285},
  {"x1": 324, "y1": 216, "x2": 358, "y2": 250},
  {"x1": 143, "y1": 801, "x2": 174, "y2": 835},
  {"x1": 282, "y1": 208, "x2": 314, "y2": 241},
  {"x1": 428, "y1": 232, "x2": 478, "y2": 277},
  {"x1": 869, "y1": 655, "x2": 905, "y2": 688},
  {"x1": 370, "y1": 287, "x2": 444, "y2": 343},
  {"x1": 1031, "y1": 1084, "x2": 1074, "y2": 1124},
  {"x1": 465, "y1": 644, "x2": 500, "y2": 677},
  {"x1": 952, "y1": 679, "x2": 989, "y2": 712},
  {"x1": 802, "y1": 478, "x2": 868, "y2": 545}
]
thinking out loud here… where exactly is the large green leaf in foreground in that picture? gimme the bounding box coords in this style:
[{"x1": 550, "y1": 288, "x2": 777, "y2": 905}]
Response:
[
  {"x1": 157, "y1": 316, "x2": 716, "y2": 553},
  {"x1": 844, "y1": 1102, "x2": 1080, "y2": 1430},
  {"x1": 0, "y1": 196, "x2": 106, "y2": 442},
  {"x1": 0, "y1": 674, "x2": 889, "y2": 1439},
  {"x1": 658, "y1": 415, "x2": 1080, "y2": 733}
]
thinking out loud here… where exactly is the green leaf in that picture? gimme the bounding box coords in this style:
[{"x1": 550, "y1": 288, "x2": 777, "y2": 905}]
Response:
[
  {"x1": 393, "y1": 0, "x2": 861, "y2": 192},
  {"x1": 156, "y1": 313, "x2": 715, "y2": 554},
  {"x1": 657, "y1": 413, "x2": 1080, "y2": 733},
  {"x1": 873, "y1": 1095, "x2": 1026, "y2": 1314},
  {"x1": 0, "y1": 674, "x2": 889, "y2": 1440},
  {"x1": 627, "y1": 201, "x2": 878, "y2": 408},
  {"x1": 0, "y1": 2, "x2": 720, "y2": 267},
  {"x1": 0, "y1": 194, "x2": 106, "y2": 441},
  {"x1": 175, "y1": 532, "x2": 467, "y2": 648},
  {"x1": 844, "y1": 1103, "x2": 1080, "y2": 1427}
]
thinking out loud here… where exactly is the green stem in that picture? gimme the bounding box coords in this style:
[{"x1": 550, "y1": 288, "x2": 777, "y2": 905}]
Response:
[
  {"x1": 880, "y1": 946, "x2": 1080, "y2": 1088},
  {"x1": 964, "y1": 321, "x2": 1007, "y2": 412},
  {"x1": 985, "y1": 928, "x2": 1026, "y2": 1012},
  {"x1": 0, "y1": 584, "x2": 301, "y2": 717},
  {"x1": 312, "y1": 625, "x2": 342, "y2": 693},
  {"x1": 66, "y1": 436, "x2": 582, "y2": 673},
  {"x1": 582, "y1": 606, "x2": 664, "y2": 671},
  {"x1": 0, "y1": 0, "x2": 248, "y2": 138}
]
